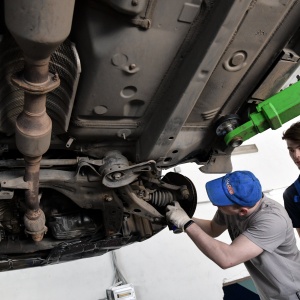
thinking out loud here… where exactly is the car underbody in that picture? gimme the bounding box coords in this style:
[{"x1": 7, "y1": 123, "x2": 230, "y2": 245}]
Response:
[{"x1": 0, "y1": 0, "x2": 299, "y2": 271}]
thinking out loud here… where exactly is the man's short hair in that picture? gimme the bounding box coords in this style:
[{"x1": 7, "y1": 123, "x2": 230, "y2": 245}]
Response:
[{"x1": 282, "y1": 121, "x2": 300, "y2": 142}]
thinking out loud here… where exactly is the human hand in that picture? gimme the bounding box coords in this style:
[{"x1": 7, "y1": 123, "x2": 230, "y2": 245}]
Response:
[{"x1": 166, "y1": 201, "x2": 191, "y2": 231}]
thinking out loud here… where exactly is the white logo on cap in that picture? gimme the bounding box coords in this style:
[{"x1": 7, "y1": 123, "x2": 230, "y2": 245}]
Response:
[{"x1": 225, "y1": 178, "x2": 234, "y2": 195}]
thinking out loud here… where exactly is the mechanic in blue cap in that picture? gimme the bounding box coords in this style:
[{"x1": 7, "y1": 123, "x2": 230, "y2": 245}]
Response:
[{"x1": 166, "y1": 170, "x2": 300, "y2": 300}]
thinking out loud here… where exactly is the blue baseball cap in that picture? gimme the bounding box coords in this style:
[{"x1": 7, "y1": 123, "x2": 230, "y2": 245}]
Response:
[{"x1": 205, "y1": 171, "x2": 262, "y2": 207}]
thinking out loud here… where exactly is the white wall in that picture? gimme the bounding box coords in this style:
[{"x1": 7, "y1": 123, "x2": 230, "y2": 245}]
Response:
[{"x1": 0, "y1": 117, "x2": 300, "y2": 300}]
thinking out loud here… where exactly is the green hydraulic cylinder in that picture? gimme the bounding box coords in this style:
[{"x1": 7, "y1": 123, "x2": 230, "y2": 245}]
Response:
[{"x1": 224, "y1": 80, "x2": 300, "y2": 147}]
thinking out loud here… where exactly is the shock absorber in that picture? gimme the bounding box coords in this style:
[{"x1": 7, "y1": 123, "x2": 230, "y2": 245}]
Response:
[{"x1": 149, "y1": 190, "x2": 176, "y2": 206}]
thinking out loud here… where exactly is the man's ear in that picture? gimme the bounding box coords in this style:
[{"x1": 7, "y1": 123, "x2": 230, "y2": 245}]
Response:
[{"x1": 239, "y1": 207, "x2": 248, "y2": 216}]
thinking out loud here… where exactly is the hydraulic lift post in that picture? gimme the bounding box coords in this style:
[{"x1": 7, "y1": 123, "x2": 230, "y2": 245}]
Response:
[{"x1": 224, "y1": 80, "x2": 300, "y2": 147}]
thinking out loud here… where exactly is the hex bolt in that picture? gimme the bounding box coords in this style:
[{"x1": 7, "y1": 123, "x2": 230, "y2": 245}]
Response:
[
  {"x1": 129, "y1": 63, "x2": 136, "y2": 70},
  {"x1": 180, "y1": 185, "x2": 189, "y2": 199},
  {"x1": 53, "y1": 72, "x2": 59, "y2": 82},
  {"x1": 105, "y1": 196, "x2": 113, "y2": 202},
  {"x1": 112, "y1": 172, "x2": 122, "y2": 180}
]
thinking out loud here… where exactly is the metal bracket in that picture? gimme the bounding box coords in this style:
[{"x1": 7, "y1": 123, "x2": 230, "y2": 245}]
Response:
[
  {"x1": 1, "y1": 177, "x2": 30, "y2": 189},
  {"x1": 103, "y1": 160, "x2": 157, "y2": 188}
]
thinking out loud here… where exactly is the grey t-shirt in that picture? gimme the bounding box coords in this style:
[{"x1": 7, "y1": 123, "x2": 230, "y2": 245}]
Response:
[{"x1": 213, "y1": 196, "x2": 300, "y2": 300}]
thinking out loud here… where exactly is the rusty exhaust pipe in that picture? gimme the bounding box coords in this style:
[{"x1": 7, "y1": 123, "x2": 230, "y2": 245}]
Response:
[{"x1": 4, "y1": 0, "x2": 75, "y2": 241}]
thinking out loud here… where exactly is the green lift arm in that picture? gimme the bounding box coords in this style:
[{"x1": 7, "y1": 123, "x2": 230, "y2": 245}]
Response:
[{"x1": 224, "y1": 80, "x2": 300, "y2": 147}]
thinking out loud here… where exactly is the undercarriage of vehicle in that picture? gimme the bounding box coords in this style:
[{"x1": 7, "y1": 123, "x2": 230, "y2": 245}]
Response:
[{"x1": 0, "y1": 0, "x2": 299, "y2": 271}]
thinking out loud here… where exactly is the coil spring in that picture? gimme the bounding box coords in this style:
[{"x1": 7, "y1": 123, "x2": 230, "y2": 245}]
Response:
[{"x1": 149, "y1": 190, "x2": 175, "y2": 206}]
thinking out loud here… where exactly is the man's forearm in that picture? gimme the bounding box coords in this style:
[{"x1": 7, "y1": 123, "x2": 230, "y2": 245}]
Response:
[
  {"x1": 185, "y1": 222, "x2": 263, "y2": 269},
  {"x1": 185, "y1": 222, "x2": 235, "y2": 269},
  {"x1": 192, "y1": 217, "x2": 227, "y2": 238},
  {"x1": 192, "y1": 218, "x2": 216, "y2": 236}
]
